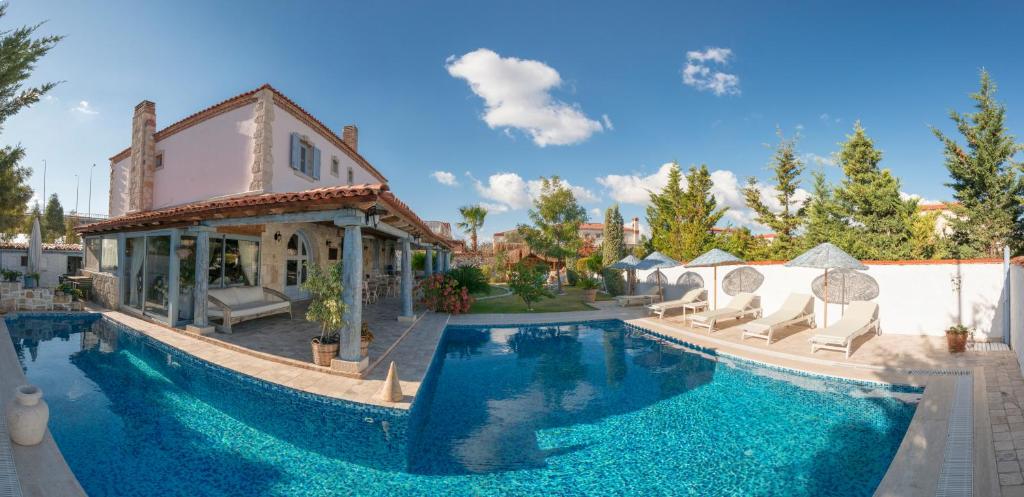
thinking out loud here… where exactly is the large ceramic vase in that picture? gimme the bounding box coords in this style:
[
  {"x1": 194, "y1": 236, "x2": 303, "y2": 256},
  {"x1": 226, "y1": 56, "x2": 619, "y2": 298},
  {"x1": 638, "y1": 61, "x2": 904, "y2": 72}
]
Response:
[
  {"x1": 311, "y1": 340, "x2": 340, "y2": 366},
  {"x1": 6, "y1": 385, "x2": 49, "y2": 446}
]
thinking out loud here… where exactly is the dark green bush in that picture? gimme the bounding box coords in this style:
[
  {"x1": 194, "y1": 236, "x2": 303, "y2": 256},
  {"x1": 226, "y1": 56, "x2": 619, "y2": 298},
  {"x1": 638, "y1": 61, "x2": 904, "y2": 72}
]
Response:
[
  {"x1": 602, "y1": 268, "x2": 625, "y2": 296},
  {"x1": 448, "y1": 265, "x2": 490, "y2": 295},
  {"x1": 566, "y1": 269, "x2": 579, "y2": 286}
]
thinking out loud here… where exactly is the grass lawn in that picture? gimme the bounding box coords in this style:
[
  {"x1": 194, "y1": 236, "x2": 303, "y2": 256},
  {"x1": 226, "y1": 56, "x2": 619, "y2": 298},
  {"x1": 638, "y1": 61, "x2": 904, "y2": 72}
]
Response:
[
  {"x1": 469, "y1": 286, "x2": 610, "y2": 314},
  {"x1": 470, "y1": 284, "x2": 508, "y2": 298}
]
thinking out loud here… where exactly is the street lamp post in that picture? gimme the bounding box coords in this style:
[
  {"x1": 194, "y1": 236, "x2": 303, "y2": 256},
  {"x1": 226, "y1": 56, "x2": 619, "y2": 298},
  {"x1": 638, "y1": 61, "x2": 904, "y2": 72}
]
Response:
[
  {"x1": 75, "y1": 174, "x2": 79, "y2": 214},
  {"x1": 88, "y1": 163, "x2": 95, "y2": 218}
]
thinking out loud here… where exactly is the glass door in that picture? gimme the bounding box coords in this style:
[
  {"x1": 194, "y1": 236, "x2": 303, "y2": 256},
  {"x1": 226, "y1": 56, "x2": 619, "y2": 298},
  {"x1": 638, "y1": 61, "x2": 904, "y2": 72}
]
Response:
[
  {"x1": 123, "y1": 237, "x2": 145, "y2": 311},
  {"x1": 144, "y1": 235, "x2": 171, "y2": 320},
  {"x1": 283, "y1": 233, "x2": 310, "y2": 299}
]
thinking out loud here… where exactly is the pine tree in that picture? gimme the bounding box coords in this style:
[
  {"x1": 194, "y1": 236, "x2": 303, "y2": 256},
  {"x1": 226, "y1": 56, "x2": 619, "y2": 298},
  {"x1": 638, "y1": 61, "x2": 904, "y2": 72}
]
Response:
[
  {"x1": 834, "y1": 122, "x2": 917, "y2": 259},
  {"x1": 0, "y1": 6, "x2": 62, "y2": 238},
  {"x1": 679, "y1": 164, "x2": 726, "y2": 259},
  {"x1": 646, "y1": 163, "x2": 686, "y2": 258},
  {"x1": 743, "y1": 134, "x2": 807, "y2": 258},
  {"x1": 602, "y1": 204, "x2": 625, "y2": 266},
  {"x1": 933, "y1": 70, "x2": 1024, "y2": 257},
  {"x1": 715, "y1": 227, "x2": 769, "y2": 260},
  {"x1": 803, "y1": 170, "x2": 853, "y2": 251},
  {"x1": 43, "y1": 193, "x2": 65, "y2": 242},
  {"x1": 517, "y1": 176, "x2": 588, "y2": 294}
]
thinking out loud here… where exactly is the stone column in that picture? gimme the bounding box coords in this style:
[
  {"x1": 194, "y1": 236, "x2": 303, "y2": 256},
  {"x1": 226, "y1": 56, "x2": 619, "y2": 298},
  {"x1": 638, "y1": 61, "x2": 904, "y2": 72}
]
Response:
[
  {"x1": 399, "y1": 237, "x2": 414, "y2": 322},
  {"x1": 187, "y1": 230, "x2": 214, "y2": 335},
  {"x1": 424, "y1": 246, "x2": 433, "y2": 277},
  {"x1": 167, "y1": 230, "x2": 181, "y2": 325},
  {"x1": 335, "y1": 224, "x2": 366, "y2": 372},
  {"x1": 440, "y1": 249, "x2": 449, "y2": 273}
]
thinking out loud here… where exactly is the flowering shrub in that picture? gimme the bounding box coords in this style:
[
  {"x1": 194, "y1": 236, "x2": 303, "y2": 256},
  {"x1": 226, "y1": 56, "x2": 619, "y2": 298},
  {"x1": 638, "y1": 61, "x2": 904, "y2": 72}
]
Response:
[{"x1": 416, "y1": 274, "x2": 474, "y2": 314}]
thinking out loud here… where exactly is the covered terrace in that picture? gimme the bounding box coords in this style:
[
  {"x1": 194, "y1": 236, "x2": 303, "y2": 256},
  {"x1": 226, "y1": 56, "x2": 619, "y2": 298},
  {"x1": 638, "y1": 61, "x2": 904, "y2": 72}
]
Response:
[{"x1": 77, "y1": 184, "x2": 457, "y2": 373}]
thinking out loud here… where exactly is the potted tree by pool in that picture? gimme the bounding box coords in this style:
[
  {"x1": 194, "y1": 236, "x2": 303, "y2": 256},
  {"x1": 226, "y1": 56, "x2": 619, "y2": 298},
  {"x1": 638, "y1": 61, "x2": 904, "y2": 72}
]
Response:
[
  {"x1": 946, "y1": 324, "x2": 971, "y2": 353},
  {"x1": 577, "y1": 274, "x2": 599, "y2": 302},
  {"x1": 303, "y1": 262, "x2": 346, "y2": 366}
]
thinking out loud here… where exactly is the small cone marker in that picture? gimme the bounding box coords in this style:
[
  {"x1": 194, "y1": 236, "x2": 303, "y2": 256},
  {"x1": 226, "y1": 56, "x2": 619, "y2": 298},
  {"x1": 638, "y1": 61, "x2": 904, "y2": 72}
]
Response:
[{"x1": 378, "y1": 361, "x2": 403, "y2": 402}]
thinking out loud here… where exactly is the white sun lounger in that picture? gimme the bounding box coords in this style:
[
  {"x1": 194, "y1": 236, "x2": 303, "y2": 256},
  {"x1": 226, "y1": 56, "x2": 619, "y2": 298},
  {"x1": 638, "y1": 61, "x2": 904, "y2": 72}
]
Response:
[
  {"x1": 647, "y1": 288, "x2": 707, "y2": 319},
  {"x1": 740, "y1": 293, "x2": 815, "y2": 344},
  {"x1": 617, "y1": 287, "x2": 662, "y2": 307},
  {"x1": 809, "y1": 300, "x2": 880, "y2": 358},
  {"x1": 688, "y1": 292, "x2": 761, "y2": 333}
]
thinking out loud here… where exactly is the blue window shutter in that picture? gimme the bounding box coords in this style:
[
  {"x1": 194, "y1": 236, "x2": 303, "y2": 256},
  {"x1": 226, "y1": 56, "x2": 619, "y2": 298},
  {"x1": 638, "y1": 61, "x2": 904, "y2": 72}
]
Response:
[
  {"x1": 312, "y1": 147, "x2": 321, "y2": 180},
  {"x1": 289, "y1": 133, "x2": 300, "y2": 170}
]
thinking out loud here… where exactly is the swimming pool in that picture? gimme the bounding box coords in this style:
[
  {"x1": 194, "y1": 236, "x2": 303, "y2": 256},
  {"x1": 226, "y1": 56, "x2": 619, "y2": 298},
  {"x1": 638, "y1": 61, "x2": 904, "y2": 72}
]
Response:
[{"x1": 5, "y1": 314, "x2": 920, "y2": 496}]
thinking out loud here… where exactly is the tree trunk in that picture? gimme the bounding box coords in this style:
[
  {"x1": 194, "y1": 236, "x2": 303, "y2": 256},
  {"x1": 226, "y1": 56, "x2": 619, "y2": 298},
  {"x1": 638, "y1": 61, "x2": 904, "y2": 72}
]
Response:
[
  {"x1": 472, "y1": 231, "x2": 478, "y2": 253},
  {"x1": 555, "y1": 258, "x2": 563, "y2": 294}
]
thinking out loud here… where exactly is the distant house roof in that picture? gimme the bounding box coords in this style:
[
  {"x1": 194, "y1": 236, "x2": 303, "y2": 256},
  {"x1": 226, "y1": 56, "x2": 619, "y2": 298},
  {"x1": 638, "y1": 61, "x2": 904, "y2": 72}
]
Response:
[
  {"x1": 919, "y1": 202, "x2": 959, "y2": 212},
  {"x1": 107, "y1": 84, "x2": 388, "y2": 184},
  {"x1": 579, "y1": 222, "x2": 639, "y2": 233},
  {"x1": 75, "y1": 184, "x2": 455, "y2": 248},
  {"x1": 0, "y1": 242, "x2": 82, "y2": 252}
]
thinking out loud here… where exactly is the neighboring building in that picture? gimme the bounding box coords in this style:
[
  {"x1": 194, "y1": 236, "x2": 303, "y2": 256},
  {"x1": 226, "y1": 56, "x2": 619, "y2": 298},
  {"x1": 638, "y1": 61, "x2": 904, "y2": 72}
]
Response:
[
  {"x1": 493, "y1": 217, "x2": 642, "y2": 248},
  {"x1": 918, "y1": 201, "x2": 958, "y2": 236},
  {"x1": 77, "y1": 84, "x2": 454, "y2": 373},
  {"x1": 0, "y1": 242, "x2": 83, "y2": 287}
]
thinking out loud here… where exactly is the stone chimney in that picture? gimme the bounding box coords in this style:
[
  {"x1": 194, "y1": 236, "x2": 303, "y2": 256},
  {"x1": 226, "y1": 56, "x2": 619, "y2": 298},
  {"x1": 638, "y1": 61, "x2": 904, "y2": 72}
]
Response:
[
  {"x1": 342, "y1": 125, "x2": 358, "y2": 151},
  {"x1": 631, "y1": 217, "x2": 639, "y2": 243},
  {"x1": 128, "y1": 100, "x2": 156, "y2": 212}
]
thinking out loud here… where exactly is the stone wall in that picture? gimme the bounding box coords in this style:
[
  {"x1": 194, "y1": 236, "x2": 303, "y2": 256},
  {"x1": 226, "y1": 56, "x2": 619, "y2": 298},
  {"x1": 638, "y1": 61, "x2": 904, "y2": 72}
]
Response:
[
  {"x1": 83, "y1": 269, "x2": 120, "y2": 310},
  {"x1": 0, "y1": 281, "x2": 84, "y2": 312}
]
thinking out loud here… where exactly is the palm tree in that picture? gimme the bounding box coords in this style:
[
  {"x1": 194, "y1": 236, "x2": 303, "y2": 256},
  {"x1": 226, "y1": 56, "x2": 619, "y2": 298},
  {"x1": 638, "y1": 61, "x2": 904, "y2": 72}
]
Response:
[{"x1": 457, "y1": 204, "x2": 488, "y2": 253}]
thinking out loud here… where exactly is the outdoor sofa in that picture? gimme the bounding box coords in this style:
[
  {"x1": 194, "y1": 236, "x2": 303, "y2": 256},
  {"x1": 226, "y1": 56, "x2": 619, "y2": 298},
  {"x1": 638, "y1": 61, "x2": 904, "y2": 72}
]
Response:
[
  {"x1": 809, "y1": 300, "x2": 879, "y2": 358},
  {"x1": 647, "y1": 288, "x2": 707, "y2": 319},
  {"x1": 688, "y1": 292, "x2": 761, "y2": 333},
  {"x1": 740, "y1": 293, "x2": 816, "y2": 344},
  {"x1": 208, "y1": 286, "x2": 293, "y2": 334}
]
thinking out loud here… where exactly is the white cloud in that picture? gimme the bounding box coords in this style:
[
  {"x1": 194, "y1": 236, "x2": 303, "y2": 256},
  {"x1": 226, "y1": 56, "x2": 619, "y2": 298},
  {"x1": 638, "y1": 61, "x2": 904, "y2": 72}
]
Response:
[
  {"x1": 596, "y1": 163, "x2": 676, "y2": 204},
  {"x1": 589, "y1": 207, "x2": 602, "y2": 220},
  {"x1": 601, "y1": 114, "x2": 614, "y2": 131},
  {"x1": 71, "y1": 100, "x2": 98, "y2": 115},
  {"x1": 803, "y1": 153, "x2": 836, "y2": 167},
  {"x1": 900, "y1": 191, "x2": 941, "y2": 205},
  {"x1": 470, "y1": 172, "x2": 599, "y2": 211},
  {"x1": 479, "y1": 202, "x2": 510, "y2": 214},
  {"x1": 682, "y1": 48, "x2": 740, "y2": 96},
  {"x1": 446, "y1": 49, "x2": 605, "y2": 146},
  {"x1": 819, "y1": 113, "x2": 842, "y2": 124},
  {"x1": 431, "y1": 170, "x2": 459, "y2": 186}
]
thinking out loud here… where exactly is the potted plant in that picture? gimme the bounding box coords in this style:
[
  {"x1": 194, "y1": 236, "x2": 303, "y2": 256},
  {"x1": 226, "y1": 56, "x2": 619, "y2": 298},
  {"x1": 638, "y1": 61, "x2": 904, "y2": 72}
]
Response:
[
  {"x1": 1, "y1": 270, "x2": 20, "y2": 283},
  {"x1": 578, "y1": 275, "x2": 599, "y2": 302},
  {"x1": 302, "y1": 262, "x2": 347, "y2": 366},
  {"x1": 946, "y1": 324, "x2": 971, "y2": 353},
  {"x1": 361, "y1": 322, "x2": 375, "y2": 358},
  {"x1": 23, "y1": 272, "x2": 39, "y2": 289}
]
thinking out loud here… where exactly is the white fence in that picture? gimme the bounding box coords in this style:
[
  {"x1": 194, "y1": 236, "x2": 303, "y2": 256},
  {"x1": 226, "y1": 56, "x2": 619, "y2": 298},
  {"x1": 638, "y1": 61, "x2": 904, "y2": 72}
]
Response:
[
  {"x1": 1010, "y1": 264, "x2": 1024, "y2": 367},
  {"x1": 635, "y1": 259, "x2": 1009, "y2": 339}
]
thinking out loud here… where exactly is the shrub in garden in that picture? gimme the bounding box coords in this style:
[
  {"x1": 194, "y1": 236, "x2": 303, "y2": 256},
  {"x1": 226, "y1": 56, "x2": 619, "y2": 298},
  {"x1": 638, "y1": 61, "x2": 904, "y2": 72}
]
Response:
[
  {"x1": 448, "y1": 265, "x2": 490, "y2": 295},
  {"x1": 602, "y1": 268, "x2": 625, "y2": 296},
  {"x1": 508, "y1": 262, "x2": 553, "y2": 311},
  {"x1": 416, "y1": 274, "x2": 473, "y2": 314}
]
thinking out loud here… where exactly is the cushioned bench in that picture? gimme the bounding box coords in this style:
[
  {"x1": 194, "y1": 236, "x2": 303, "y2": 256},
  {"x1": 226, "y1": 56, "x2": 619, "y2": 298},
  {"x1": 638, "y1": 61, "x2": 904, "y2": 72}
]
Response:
[{"x1": 208, "y1": 286, "x2": 292, "y2": 334}]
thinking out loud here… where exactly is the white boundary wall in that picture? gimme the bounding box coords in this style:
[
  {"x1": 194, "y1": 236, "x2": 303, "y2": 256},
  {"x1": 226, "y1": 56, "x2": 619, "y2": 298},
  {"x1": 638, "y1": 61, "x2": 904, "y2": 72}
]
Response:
[
  {"x1": 636, "y1": 260, "x2": 1008, "y2": 339},
  {"x1": 1010, "y1": 264, "x2": 1024, "y2": 368}
]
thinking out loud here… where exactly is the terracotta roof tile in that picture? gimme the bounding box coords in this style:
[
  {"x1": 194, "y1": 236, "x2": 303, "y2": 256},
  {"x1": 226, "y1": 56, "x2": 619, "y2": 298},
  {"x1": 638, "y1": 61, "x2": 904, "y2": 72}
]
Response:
[{"x1": 0, "y1": 242, "x2": 82, "y2": 251}]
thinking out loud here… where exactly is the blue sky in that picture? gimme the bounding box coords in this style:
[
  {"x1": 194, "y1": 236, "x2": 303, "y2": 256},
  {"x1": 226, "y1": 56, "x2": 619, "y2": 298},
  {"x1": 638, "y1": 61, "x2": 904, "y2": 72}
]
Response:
[{"x1": 7, "y1": 1, "x2": 1024, "y2": 241}]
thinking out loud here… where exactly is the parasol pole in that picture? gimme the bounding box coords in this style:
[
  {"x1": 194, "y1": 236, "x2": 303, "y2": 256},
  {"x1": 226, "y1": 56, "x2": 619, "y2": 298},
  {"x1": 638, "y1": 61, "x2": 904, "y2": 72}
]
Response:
[
  {"x1": 713, "y1": 265, "x2": 718, "y2": 310},
  {"x1": 823, "y1": 267, "x2": 829, "y2": 328}
]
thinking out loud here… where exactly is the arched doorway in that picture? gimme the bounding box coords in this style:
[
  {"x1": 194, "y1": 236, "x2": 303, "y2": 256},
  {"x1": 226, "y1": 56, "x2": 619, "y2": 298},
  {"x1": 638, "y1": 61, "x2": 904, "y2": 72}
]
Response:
[{"x1": 284, "y1": 231, "x2": 312, "y2": 299}]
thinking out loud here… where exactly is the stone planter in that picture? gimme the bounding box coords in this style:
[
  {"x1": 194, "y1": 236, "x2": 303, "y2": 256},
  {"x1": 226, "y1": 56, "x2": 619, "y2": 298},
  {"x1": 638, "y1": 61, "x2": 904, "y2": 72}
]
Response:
[
  {"x1": 361, "y1": 338, "x2": 371, "y2": 358},
  {"x1": 6, "y1": 385, "x2": 49, "y2": 446},
  {"x1": 583, "y1": 289, "x2": 598, "y2": 302},
  {"x1": 311, "y1": 339, "x2": 339, "y2": 366}
]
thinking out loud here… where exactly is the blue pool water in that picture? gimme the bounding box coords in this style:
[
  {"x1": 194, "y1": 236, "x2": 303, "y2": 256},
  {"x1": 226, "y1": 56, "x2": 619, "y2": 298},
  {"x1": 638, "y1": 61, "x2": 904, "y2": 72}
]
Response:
[{"x1": 5, "y1": 314, "x2": 920, "y2": 496}]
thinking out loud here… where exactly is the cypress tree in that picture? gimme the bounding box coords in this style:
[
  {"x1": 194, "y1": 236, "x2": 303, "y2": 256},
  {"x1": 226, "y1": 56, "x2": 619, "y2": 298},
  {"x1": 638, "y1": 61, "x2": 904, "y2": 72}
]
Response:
[
  {"x1": 933, "y1": 70, "x2": 1024, "y2": 257},
  {"x1": 602, "y1": 204, "x2": 625, "y2": 266},
  {"x1": 743, "y1": 134, "x2": 807, "y2": 259},
  {"x1": 646, "y1": 163, "x2": 686, "y2": 258},
  {"x1": 43, "y1": 193, "x2": 65, "y2": 242},
  {"x1": 679, "y1": 164, "x2": 726, "y2": 260},
  {"x1": 803, "y1": 170, "x2": 853, "y2": 251}
]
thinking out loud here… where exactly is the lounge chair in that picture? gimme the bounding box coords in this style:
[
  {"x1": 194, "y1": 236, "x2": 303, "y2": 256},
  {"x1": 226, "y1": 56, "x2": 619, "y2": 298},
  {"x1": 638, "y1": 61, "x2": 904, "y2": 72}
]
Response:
[
  {"x1": 208, "y1": 287, "x2": 293, "y2": 334},
  {"x1": 688, "y1": 293, "x2": 761, "y2": 333},
  {"x1": 616, "y1": 286, "x2": 662, "y2": 307},
  {"x1": 741, "y1": 293, "x2": 815, "y2": 344},
  {"x1": 647, "y1": 288, "x2": 707, "y2": 319},
  {"x1": 808, "y1": 300, "x2": 879, "y2": 358}
]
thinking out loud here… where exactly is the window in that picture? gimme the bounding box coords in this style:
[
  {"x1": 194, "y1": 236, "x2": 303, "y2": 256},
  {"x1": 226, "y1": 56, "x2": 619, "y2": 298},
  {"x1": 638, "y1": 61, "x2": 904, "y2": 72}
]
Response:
[
  {"x1": 331, "y1": 157, "x2": 339, "y2": 177},
  {"x1": 154, "y1": 153, "x2": 164, "y2": 169},
  {"x1": 84, "y1": 236, "x2": 119, "y2": 273},
  {"x1": 20, "y1": 256, "x2": 27, "y2": 267},
  {"x1": 207, "y1": 235, "x2": 259, "y2": 288},
  {"x1": 289, "y1": 132, "x2": 320, "y2": 180},
  {"x1": 347, "y1": 166, "x2": 354, "y2": 185}
]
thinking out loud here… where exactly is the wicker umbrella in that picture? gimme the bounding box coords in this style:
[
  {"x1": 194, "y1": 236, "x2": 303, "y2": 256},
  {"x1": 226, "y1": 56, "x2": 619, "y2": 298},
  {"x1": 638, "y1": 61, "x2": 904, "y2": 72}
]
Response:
[
  {"x1": 609, "y1": 255, "x2": 641, "y2": 295},
  {"x1": 786, "y1": 242, "x2": 867, "y2": 327},
  {"x1": 686, "y1": 248, "x2": 744, "y2": 309},
  {"x1": 637, "y1": 251, "x2": 680, "y2": 299}
]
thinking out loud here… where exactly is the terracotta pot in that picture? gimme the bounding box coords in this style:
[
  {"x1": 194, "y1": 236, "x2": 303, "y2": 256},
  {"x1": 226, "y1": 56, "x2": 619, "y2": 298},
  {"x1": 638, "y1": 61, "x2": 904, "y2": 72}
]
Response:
[
  {"x1": 583, "y1": 289, "x2": 597, "y2": 302},
  {"x1": 946, "y1": 332, "x2": 968, "y2": 353},
  {"x1": 361, "y1": 339, "x2": 370, "y2": 359},
  {"x1": 311, "y1": 340, "x2": 340, "y2": 366},
  {"x1": 6, "y1": 385, "x2": 49, "y2": 446}
]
